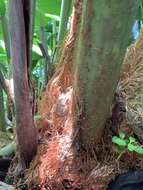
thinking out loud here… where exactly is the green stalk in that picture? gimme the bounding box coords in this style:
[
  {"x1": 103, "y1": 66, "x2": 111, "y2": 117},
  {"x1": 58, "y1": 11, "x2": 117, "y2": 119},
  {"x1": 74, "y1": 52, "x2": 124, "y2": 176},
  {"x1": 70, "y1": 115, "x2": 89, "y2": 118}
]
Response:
[
  {"x1": 53, "y1": 0, "x2": 72, "y2": 62},
  {"x1": 0, "y1": 141, "x2": 16, "y2": 157},
  {"x1": 1, "y1": 15, "x2": 10, "y2": 62},
  {"x1": 0, "y1": 84, "x2": 6, "y2": 131},
  {"x1": 28, "y1": 0, "x2": 36, "y2": 73},
  {"x1": 58, "y1": 0, "x2": 72, "y2": 43},
  {"x1": 39, "y1": 27, "x2": 51, "y2": 86},
  {"x1": 52, "y1": 19, "x2": 57, "y2": 53}
]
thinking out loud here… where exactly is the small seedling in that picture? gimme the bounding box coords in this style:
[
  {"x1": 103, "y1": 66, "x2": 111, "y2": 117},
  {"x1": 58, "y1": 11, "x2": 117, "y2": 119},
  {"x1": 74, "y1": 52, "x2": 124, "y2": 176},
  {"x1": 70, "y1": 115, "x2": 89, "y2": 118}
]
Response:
[{"x1": 112, "y1": 132, "x2": 143, "y2": 155}]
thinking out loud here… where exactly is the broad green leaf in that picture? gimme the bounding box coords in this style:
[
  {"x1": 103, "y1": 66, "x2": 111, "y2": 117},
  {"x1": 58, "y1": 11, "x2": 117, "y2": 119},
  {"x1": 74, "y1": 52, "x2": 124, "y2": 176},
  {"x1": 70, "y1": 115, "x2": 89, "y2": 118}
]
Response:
[
  {"x1": 112, "y1": 136, "x2": 127, "y2": 147},
  {"x1": 128, "y1": 143, "x2": 143, "y2": 155},
  {"x1": 35, "y1": 0, "x2": 61, "y2": 27},
  {"x1": 127, "y1": 143, "x2": 135, "y2": 152},
  {"x1": 0, "y1": 53, "x2": 7, "y2": 62},
  {"x1": 134, "y1": 146, "x2": 143, "y2": 155}
]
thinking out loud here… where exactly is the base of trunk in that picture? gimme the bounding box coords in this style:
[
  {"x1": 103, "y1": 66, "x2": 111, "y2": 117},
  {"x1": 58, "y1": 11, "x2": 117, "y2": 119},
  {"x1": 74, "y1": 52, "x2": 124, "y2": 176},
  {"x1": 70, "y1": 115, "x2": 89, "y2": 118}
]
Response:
[{"x1": 6, "y1": 4, "x2": 143, "y2": 190}]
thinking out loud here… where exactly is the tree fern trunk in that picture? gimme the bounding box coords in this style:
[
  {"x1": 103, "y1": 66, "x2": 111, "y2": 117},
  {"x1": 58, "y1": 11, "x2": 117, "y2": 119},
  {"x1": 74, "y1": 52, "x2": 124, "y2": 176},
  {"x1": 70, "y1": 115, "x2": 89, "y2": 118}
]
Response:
[{"x1": 73, "y1": 0, "x2": 138, "y2": 146}]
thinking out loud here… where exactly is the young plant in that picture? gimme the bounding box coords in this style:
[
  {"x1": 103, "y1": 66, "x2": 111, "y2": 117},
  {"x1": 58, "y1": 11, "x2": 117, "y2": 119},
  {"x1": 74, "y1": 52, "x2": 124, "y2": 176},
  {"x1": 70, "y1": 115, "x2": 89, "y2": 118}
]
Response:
[{"x1": 112, "y1": 132, "x2": 143, "y2": 155}]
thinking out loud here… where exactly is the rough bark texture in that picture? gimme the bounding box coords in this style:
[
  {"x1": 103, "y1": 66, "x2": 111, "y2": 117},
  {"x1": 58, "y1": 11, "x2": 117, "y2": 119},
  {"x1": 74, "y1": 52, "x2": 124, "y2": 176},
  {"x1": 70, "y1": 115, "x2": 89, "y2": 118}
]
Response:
[
  {"x1": 73, "y1": 0, "x2": 138, "y2": 146},
  {"x1": 8, "y1": 0, "x2": 37, "y2": 165}
]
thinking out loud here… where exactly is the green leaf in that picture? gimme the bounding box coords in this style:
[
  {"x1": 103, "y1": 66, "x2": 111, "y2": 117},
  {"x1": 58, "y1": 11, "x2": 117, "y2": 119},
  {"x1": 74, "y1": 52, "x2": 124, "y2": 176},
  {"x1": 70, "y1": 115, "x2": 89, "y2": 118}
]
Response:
[
  {"x1": 128, "y1": 143, "x2": 143, "y2": 155},
  {"x1": 119, "y1": 132, "x2": 125, "y2": 139},
  {"x1": 129, "y1": 136, "x2": 136, "y2": 143},
  {"x1": 112, "y1": 136, "x2": 127, "y2": 147},
  {"x1": 127, "y1": 143, "x2": 135, "y2": 152},
  {"x1": 0, "y1": 0, "x2": 6, "y2": 17},
  {"x1": 0, "y1": 40, "x2": 7, "y2": 63},
  {"x1": 45, "y1": 13, "x2": 60, "y2": 21},
  {"x1": 32, "y1": 44, "x2": 42, "y2": 57},
  {"x1": 134, "y1": 146, "x2": 143, "y2": 155},
  {"x1": 36, "y1": 0, "x2": 61, "y2": 27}
]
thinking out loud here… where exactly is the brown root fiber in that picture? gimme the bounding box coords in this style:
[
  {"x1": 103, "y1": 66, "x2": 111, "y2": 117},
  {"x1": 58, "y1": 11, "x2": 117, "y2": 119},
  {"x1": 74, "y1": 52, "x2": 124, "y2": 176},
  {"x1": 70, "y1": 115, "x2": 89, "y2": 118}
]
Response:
[
  {"x1": 119, "y1": 29, "x2": 143, "y2": 141},
  {"x1": 26, "y1": 1, "x2": 85, "y2": 189},
  {"x1": 24, "y1": 4, "x2": 143, "y2": 190}
]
